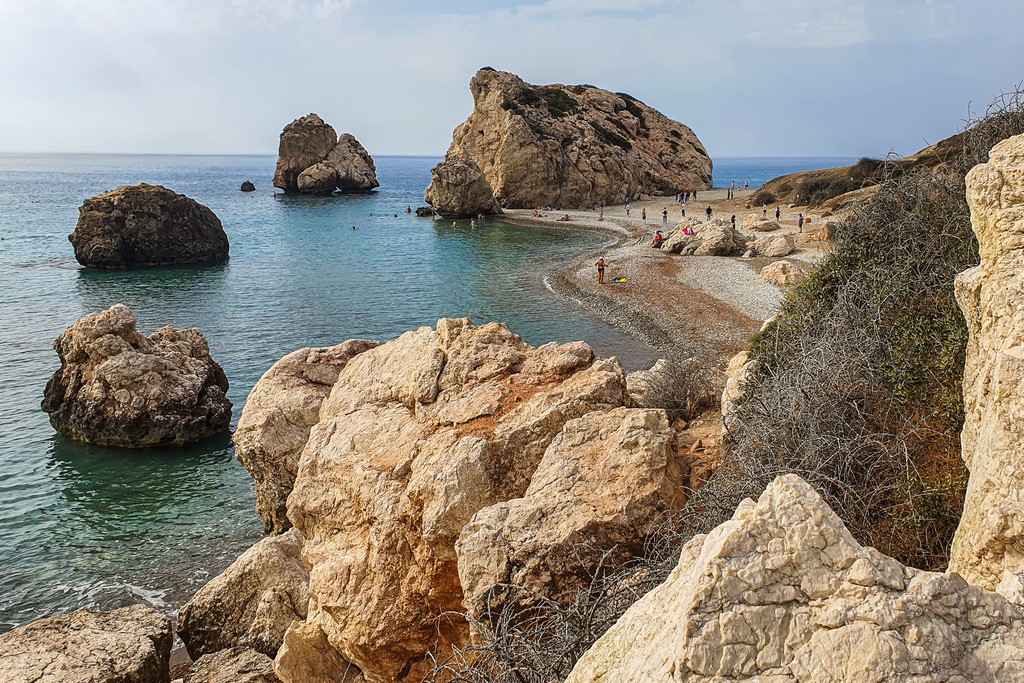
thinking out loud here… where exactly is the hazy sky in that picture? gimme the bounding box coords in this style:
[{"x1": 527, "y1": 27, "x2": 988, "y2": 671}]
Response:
[{"x1": 1, "y1": 0, "x2": 1021, "y2": 158}]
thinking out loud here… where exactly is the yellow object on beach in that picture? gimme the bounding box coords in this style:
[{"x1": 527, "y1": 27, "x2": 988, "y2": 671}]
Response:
[{"x1": 615, "y1": 277, "x2": 627, "y2": 283}]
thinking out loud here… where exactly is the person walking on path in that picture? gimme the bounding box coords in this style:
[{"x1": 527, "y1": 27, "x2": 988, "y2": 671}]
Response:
[
  {"x1": 798, "y1": 213, "x2": 805, "y2": 232},
  {"x1": 626, "y1": 205, "x2": 631, "y2": 217},
  {"x1": 641, "y1": 208, "x2": 647, "y2": 222},
  {"x1": 731, "y1": 214, "x2": 736, "y2": 230},
  {"x1": 775, "y1": 206, "x2": 781, "y2": 220},
  {"x1": 681, "y1": 204, "x2": 686, "y2": 218},
  {"x1": 705, "y1": 206, "x2": 713, "y2": 222},
  {"x1": 662, "y1": 209, "x2": 668, "y2": 224},
  {"x1": 595, "y1": 257, "x2": 606, "y2": 284},
  {"x1": 762, "y1": 204, "x2": 767, "y2": 218}
]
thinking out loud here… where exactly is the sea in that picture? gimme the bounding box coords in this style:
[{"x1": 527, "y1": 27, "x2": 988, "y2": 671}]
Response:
[{"x1": 0, "y1": 154, "x2": 855, "y2": 631}]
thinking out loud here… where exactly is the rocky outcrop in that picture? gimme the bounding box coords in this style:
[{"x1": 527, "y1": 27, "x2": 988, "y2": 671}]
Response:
[
  {"x1": 662, "y1": 218, "x2": 748, "y2": 256},
  {"x1": 41, "y1": 304, "x2": 231, "y2": 447},
  {"x1": 182, "y1": 648, "x2": 278, "y2": 683},
  {"x1": 241, "y1": 180, "x2": 256, "y2": 192},
  {"x1": 273, "y1": 114, "x2": 378, "y2": 194},
  {"x1": 760, "y1": 259, "x2": 811, "y2": 286},
  {"x1": 566, "y1": 474, "x2": 1024, "y2": 683},
  {"x1": 177, "y1": 529, "x2": 308, "y2": 660},
  {"x1": 254, "y1": 321, "x2": 634, "y2": 682},
  {"x1": 423, "y1": 156, "x2": 502, "y2": 217},
  {"x1": 625, "y1": 358, "x2": 668, "y2": 407},
  {"x1": 950, "y1": 133, "x2": 1024, "y2": 590},
  {"x1": 427, "y1": 68, "x2": 711, "y2": 209},
  {"x1": 0, "y1": 605, "x2": 173, "y2": 683},
  {"x1": 741, "y1": 215, "x2": 781, "y2": 232},
  {"x1": 275, "y1": 622, "x2": 364, "y2": 683},
  {"x1": 233, "y1": 341, "x2": 379, "y2": 534},
  {"x1": 456, "y1": 407, "x2": 686, "y2": 619},
  {"x1": 751, "y1": 233, "x2": 796, "y2": 257},
  {"x1": 69, "y1": 184, "x2": 229, "y2": 269}
]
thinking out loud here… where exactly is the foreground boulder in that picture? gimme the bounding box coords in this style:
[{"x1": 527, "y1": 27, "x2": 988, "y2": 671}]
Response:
[
  {"x1": 751, "y1": 233, "x2": 796, "y2": 257},
  {"x1": 0, "y1": 605, "x2": 172, "y2": 683},
  {"x1": 426, "y1": 68, "x2": 711, "y2": 209},
  {"x1": 423, "y1": 155, "x2": 502, "y2": 217},
  {"x1": 70, "y1": 184, "x2": 229, "y2": 268},
  {"x1": 951, "y1": 133, "x2": 1024, "y2": 590},
  {"x1": 760, "y1": 259, "x2": 811, "y2": 286},
  {"x1": 182, "y1": 648, "x2": 278, "y2": 683},
  {"x1": 566, "y1": 474, "x2": 1024, "y2": 682},
  {"x1": 276, "y1": 322, "x2": 630, "y2": 682},
  {"x1": 456, "y1": 407, "x2": 686, "y2": 619},
  {"x1": 741, "y1": 214, "x2": 781, "y2": 232},
  {"x1": 233, "y1": 340, "x2": 379, "y2": 534},
  {"x1": 41, "y1": 304, "x2": 231, "y2": 447},
  {"x1": 273, "y1": 114, "x2": 378, "y2": 194},
  {"x1": 177, "y1": 529, "x2": 308, "y2": 660},
  {"x1": 662, "y1": 218, "x2": 748, "y2": 256}
]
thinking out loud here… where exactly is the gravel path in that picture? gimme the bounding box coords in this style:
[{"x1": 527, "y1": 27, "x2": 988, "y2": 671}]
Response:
[{"x1": 679, "y1": 256, "x2": 783, "y2": 321}]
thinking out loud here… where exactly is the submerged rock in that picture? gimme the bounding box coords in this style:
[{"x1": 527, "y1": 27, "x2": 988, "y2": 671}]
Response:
[
  {"x1": 177, "y1": 529, "x2": 308, "y2": 660},
  {"x1": 427, "y1": 68, "x2": 711, "y2": 209},
  {"x1": 0, "y1": 604, "x2": 173, "y2": 683},
  {"x1": 273, "y1": 114, "x2": 378, "y2": 195},
  {"x1": 41, "y1": 304, "x2": 231, "y2": 447},
  {"x1": 566, "y1": 474, "x2": 1024, "y2": 682},
  {"x1": 423, "y1": 155, "x2": 502, "y2": 217},
  {"x1": 69, "y1": 183, "x2": 229, "y2": 269},
  {"x1": 951, "y1": 133, "x2": 1024, "y2": 589}
]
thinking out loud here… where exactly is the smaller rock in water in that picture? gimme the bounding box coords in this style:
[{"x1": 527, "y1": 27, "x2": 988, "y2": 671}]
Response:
[
  {"x1": 70, "y1": 183, "x2": 229, "y2": 268},
  {"x1": 423, "y1": 155, "x2": 502, "y2": 217},
  {"x1": 241, "y1": 180, "x2": 256, "y2": 192},
  {"x1": 41, "y1": 303, "x2": 232, "y2": 448},
  {"x1": 414, "y1": 206, "x2": 436, "y2": 217},
  {"x1": 273, "y1": 113, "x2": 379, "y2": 195},
  {"x1": 0, "y1": 605, "x2": 173, "y2": 683}
]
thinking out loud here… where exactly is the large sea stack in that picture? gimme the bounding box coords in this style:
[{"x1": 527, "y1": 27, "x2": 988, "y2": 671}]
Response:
[
  {"x1": 273, "y1": 113, "x2": 379, "y2": 194},
  {"x1": 41, "y1": 304, "x2": 232, "y2": 448},
  {"x1": 69, "y1": 183, "x2": 229, "y2": 269},
  {"x1": 425, "y1": 68, "x2": 712, "y2": 211}
]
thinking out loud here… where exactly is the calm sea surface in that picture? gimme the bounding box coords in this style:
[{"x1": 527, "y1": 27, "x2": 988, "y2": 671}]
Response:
[{"x1": 0, "y1": 154, "x2": 851, "y2": 631}]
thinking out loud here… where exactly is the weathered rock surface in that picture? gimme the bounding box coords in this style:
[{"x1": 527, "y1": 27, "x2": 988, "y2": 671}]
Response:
[
  {"x1": 41, "y1": 304, "x2": 231, "y2": 447},
  {"x1": 663, "y1": 218, "x2": 748, "y2": 256},
  {"x1": 456, "y1": 407, "x2": 686, "y2": 618},
  {"x1": 760, "y1": 259, "x2": 811, "y2": 286},
  {"x1": 751, "y1": 233, "x2": 796, "y2": 257},
  {"x1": 0, "y1": 605, "x2": 173, "y2": 683},
  {"x1": 274, "y1": 622, "x2": 364, "y2": 683},
  {"x1": 177, "y1": 529, "x2": 308, "y2": 660},
  {"x1": 625, "y1": 357, "x2": 668, "y2": 407},
  {"x1": 950, "y1": 133, "x2": 1024, "y2": 590},
  {"x1": 233, "y1": 340, "x2": 379, "y2": 534},
  {"x1": 69, "y1": 184, "x2": 229, "y2": 269},
  {"x1": 427, "y1": 68, "x2": 711, "y2": 209},
  {"x1": 182, "y1": 648, "x2": 278, "y2": 683},
  {"x1": 741, "y1": 215, "x2": 781, "y2": 232},
  {"x1": 423, "y1": 155, "x2": 502, "y2": 217},
  {"x1": 273, "y1": 114, "x2": 378, "y2": 194},
  {"x1": 267, "y1": 320, "x2": 631, "y2": 683},
  {"x1": 241, "y1": 180, "x2": 256, "y2": 192},
  {"x1": 566, "y1": 474, "x2": 1024, "y2": 683}
]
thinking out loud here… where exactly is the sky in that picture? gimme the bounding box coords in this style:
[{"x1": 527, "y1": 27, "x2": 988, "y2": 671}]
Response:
[{"x1": 0, "y1": 0, "x2": 1022, "y2": 159}]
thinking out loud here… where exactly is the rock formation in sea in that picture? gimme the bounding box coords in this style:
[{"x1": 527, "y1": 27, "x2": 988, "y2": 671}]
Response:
[
  {"x1": 950, "y1": 133, "x2": 1024, "y2": 591},
  {"x1": 425, "y1": 68, "x2": 711, "y2": 210},
  {"x1": 41, "y1": 303, "x2": 232, "y2": 447},
  {"x1": 422, "y1": 155, "x2": 502, "y2": 217},
  {"x1": 0, "y1": 605, "x2": 172, "y2": 683},
  {"x1": 241, "y1": 180, "x2": 256, "y2": 192},
  {"x1": 273, "y1": 114, "x2": 379, "y2": 194},
  {"x1": 565, "y1": 474, "x2": 1024, "y2": 682},
  {"x1": 233, "y1": 340, "x2": 379, "y2": 534},
  {"x1": 177, "y1": 529, "x2": 308, "y2": 660},
  {"x1": 69, "y1": 183, "x2": 229, "y2": 269}
]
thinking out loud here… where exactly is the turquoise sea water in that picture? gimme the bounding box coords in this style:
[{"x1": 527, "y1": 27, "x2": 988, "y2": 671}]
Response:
[{"x1": 0, "y1": 154, "x2": 852, "y2": 631}]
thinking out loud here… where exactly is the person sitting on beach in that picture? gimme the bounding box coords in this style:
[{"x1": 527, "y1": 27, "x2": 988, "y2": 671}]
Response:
[
  {"x1": 559, "y1": 214, "x2": 571, "y2": 222},
  {"x1": 683, "y1": 225, "x2": 695, "y2": 236},
  {"x1": 652, "y1": 230, "x2": 664, "y2": 248},
  {"x1": 533, "y1": 209, "x2": 540, "y2": 217}
]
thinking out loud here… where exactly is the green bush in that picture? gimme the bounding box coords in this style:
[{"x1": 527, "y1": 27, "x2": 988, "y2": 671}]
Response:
[
  {"x1": 750, "y1": 189, "x2": 777, "y2": 206},
  {"x1": 592, "y1": 122, "x2": 632, "y2": 151}
]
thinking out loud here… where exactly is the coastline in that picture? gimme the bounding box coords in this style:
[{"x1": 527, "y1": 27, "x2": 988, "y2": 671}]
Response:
[{"x1": 496, "y1": 188, "x2": 831, "y2": 367}]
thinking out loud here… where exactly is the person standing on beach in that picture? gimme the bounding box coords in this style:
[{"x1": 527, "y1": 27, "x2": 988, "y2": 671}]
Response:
[
  {"x1": 706, "y1": 206, "x2": 712, "y2": 222},
  {"x1": 731, "y1": 214, "x2": 736, "y2": 230},
  {"x1": 641, "y1": 208, "x2": 646, "y2": 222},
  {"x1": 595, "y1": 257, "x2": 606, "y2": 284},
  {"x1": 775, "y1": 206, "x2": 781, "y2": 220},
  {"x1": 693, "y1": 190, "x2": 698, "y2": 201},
  {"x1": 762, "y1": 204, "x2": 768, "y2": 218},
  {"x1": 681, "y1": 204, "x2": 686, "y2": 218},
  {"x1": 662, "y1": 209, "x2": 668, "y2": 224},
  {"x1": 798, "y1": 213, "x2": 805, "y2": 232},
  {"x1": 626, "y1": 205, "x2": 631, "y2": 216},
  {"x1": 599, "y1": 207, "x2": 604, "y2": 221},
  {"x1": 744, "y1": 180, "x2": 748, "y2": 189}
]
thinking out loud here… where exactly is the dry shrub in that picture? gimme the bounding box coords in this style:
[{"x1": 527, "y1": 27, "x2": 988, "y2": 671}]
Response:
[{"x1": 638, "y1": 350, "x2": 724, "y2": 422}]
